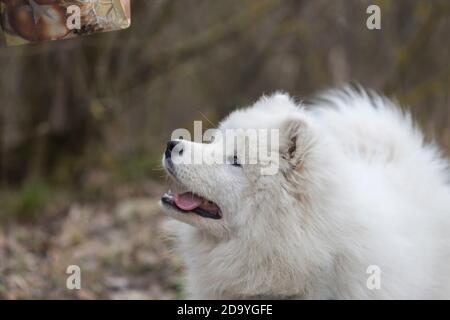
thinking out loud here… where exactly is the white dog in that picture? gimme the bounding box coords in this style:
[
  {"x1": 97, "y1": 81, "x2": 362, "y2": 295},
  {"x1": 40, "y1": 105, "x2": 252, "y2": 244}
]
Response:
[{"x1": 160, "y1": 87, "x2": 450, "y2": 299}]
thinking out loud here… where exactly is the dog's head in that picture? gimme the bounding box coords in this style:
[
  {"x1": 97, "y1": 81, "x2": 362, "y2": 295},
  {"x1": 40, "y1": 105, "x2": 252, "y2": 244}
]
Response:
[{"x1": 160, "y1": 93, "x2": 321, "y2": 238}]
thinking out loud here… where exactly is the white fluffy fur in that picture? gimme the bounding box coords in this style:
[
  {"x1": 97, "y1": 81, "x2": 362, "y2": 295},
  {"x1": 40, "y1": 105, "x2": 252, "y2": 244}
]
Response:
[{"x1": 161, "y1": 87, "x2": 450, "y2": 299}]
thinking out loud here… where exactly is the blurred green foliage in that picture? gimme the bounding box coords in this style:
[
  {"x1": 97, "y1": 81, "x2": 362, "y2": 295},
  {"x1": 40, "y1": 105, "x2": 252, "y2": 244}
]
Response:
[
  {"x1": 111, "y1": 153, "x2": 163, "y2": 183},
  {"x1": 0, "y1": 180, "x2": 52, "y2": 221}
]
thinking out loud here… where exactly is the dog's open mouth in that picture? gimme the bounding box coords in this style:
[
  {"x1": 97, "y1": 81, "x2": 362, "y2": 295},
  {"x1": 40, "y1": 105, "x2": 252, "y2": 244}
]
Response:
[{"x1": 161, "y1": 191, "x2": 222, "y2": 220}]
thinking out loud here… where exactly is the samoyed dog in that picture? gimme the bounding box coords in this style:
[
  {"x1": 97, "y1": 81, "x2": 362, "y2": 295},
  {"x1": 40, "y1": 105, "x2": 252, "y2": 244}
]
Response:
[{"x1": 160, "y1": 87, "x2": 450, "y2": 299}]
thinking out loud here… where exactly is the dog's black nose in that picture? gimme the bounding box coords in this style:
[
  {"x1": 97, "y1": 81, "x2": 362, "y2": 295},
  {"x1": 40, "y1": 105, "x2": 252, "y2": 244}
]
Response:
[{"x1": 165, "y1": 140, "x2": 183, "y2": 159}]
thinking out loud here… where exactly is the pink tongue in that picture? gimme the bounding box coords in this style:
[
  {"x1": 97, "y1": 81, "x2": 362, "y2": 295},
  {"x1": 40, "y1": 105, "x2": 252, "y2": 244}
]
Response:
[{"x1": 173, "y1": 192, "x2": 203, "y2": 211}]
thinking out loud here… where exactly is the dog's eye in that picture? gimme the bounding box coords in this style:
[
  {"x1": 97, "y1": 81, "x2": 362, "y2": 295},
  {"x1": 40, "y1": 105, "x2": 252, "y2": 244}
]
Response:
[{"x1": 231, "y1": 155, "x2": 241, "y2": 167}]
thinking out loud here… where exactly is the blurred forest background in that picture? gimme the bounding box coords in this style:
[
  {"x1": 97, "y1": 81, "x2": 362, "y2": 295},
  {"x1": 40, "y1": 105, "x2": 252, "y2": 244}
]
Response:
[{"x1": 0, "y1": 0, "x2": 449, "y2": 299}]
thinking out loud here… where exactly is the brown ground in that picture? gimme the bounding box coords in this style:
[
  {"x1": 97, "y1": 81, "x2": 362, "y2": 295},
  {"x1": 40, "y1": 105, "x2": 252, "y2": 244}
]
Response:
[{"x1": 0, "y1": 182, "x2": 183, "y2": 300}]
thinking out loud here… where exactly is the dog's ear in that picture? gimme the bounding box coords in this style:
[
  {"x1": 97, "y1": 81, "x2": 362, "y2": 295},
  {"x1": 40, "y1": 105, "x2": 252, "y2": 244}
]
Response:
[{"x1": 280, "y1": 116, "x2": 311, "y2": 167}]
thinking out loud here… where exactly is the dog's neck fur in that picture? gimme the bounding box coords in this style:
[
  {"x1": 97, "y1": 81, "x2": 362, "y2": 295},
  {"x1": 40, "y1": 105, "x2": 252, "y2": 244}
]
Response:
[{"x1": 172, "y1": 149, "x2": 355, "y2": 299}]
